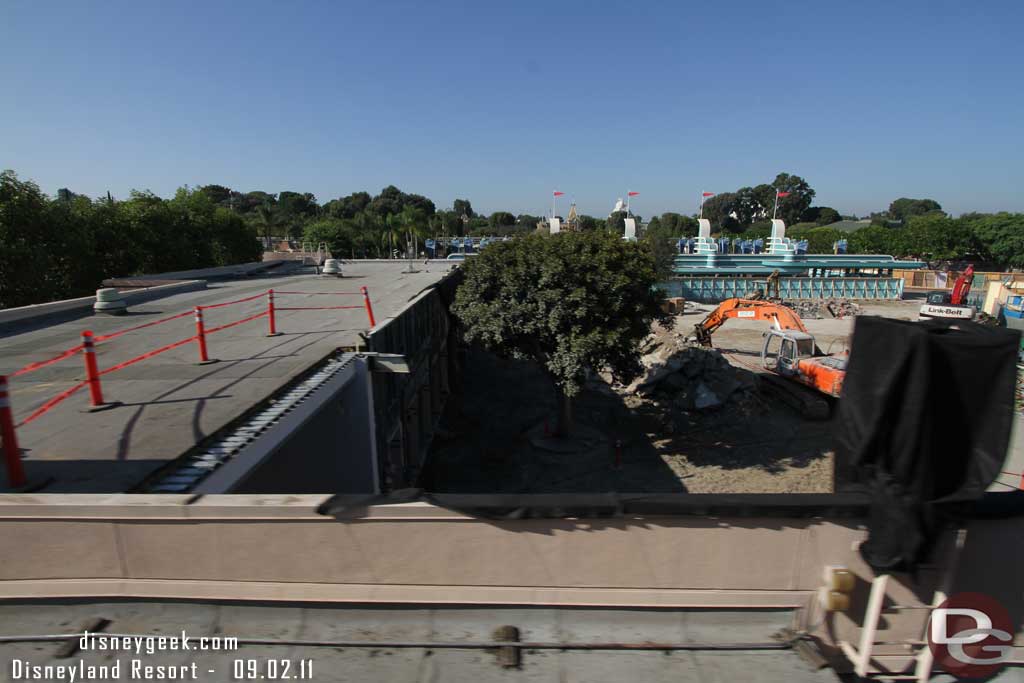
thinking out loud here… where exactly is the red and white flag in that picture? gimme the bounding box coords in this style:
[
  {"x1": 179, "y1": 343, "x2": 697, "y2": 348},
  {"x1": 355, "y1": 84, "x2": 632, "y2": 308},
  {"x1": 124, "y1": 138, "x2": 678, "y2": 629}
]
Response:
[
  {"x1": 702, "y1": 192, "x2": 715, "y2": 197},
  {"x1": 628, "y1": 191, "x2": 640, "y2": 197},
  {"x1": 553, "y1": 191, "x2": 565, "y2": 197},
  {"x1": 776, "y1": 191, "x2": 791, "y2": 198}
]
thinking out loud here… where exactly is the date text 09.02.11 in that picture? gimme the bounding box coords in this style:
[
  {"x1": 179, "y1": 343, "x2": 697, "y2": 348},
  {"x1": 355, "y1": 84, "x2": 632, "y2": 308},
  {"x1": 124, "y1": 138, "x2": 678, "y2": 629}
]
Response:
[{"x1": 232, "y1": 659, "x2": 313, "y2": 679}]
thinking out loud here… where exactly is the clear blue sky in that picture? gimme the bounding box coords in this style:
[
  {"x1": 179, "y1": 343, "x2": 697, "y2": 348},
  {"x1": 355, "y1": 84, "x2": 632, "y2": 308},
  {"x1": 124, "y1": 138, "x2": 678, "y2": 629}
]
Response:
[{"x1": 3, "y1": 0, "x2": 1022, "y2": 219}]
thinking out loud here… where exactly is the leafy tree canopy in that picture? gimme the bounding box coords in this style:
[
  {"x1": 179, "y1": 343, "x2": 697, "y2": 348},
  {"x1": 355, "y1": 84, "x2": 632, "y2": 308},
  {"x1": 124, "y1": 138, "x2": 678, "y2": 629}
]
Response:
[
  {"x1": 961, "y1": 213, "x2": 1024, "y2": 268},
  {"x1": 453, "y1": 198, "x2": 474, "y2": 219},
  {"x1": 452, "y1": 232, "x2": 670, "y2": 407},
  {"x1": 888, "y1": 197, "x2": 943, "y2": 222},
  {"x1": 488, "y1": 211, "x2": 516, "y2": 228}
]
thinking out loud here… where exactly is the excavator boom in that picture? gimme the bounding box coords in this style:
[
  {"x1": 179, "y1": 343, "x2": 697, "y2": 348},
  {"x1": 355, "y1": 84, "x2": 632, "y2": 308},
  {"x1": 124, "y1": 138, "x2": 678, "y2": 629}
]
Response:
[{"x1": 694, "y1": 298, "x2": 809, "y2": 346}]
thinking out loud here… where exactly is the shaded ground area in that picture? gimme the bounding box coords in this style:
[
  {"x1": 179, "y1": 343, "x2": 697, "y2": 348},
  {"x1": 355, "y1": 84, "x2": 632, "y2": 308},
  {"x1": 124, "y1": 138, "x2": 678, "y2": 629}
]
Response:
[
  {"x1": 424, "y1": 301, "x2": 946, "y2": 495},
  {"x1": 423, "y1": 344, "x2": 835, "y2": 494}
]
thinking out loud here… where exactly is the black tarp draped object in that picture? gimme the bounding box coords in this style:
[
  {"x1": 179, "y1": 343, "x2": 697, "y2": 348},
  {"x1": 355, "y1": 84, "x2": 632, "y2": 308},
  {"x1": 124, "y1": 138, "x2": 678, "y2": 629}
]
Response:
[{"x1": 835, "y1": 316, "x2": 1021, "y2": 572}]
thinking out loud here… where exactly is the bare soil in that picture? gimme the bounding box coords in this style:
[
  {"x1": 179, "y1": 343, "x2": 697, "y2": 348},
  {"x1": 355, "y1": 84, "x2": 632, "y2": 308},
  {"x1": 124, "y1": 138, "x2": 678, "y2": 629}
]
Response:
[{"x1": 421, "y1": 302, "x2": 896, "y2": 493}]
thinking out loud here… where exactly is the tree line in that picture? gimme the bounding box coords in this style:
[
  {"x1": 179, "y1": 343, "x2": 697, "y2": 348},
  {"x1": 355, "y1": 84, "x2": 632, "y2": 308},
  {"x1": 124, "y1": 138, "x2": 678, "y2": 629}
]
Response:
[
  {"x1": 3, "y1": 166, "x2": 1020, "y2": 309},
  {"x1": 0, "y1": 170, "x2": 262, "y2": 309}
]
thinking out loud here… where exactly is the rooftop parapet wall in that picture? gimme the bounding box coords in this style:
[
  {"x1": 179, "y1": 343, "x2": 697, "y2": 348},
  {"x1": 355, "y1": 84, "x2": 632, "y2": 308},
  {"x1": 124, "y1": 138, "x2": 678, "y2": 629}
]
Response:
[
  {"x1": 0, "y1": 280, "x2": 207, "y2": 332},
  {"x1": 0, "y1": 492, "x2": 1020, "y2": 674}
]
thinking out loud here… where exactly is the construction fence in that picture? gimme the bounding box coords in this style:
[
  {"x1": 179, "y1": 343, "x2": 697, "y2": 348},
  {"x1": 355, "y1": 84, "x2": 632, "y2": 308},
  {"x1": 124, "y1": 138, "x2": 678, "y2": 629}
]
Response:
[{"x1": 0, "y1": 287, "x2": 377, "y2": 489}]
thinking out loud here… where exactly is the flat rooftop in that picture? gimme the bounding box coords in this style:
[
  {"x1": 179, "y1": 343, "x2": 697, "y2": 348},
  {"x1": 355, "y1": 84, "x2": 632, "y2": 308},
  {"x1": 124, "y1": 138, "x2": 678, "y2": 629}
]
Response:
[
  {"x1": 0, "y1": 601, "x2": 844, "y2": 683},
  {"x1": 0, "y1": 262, "x2": 452, "y2": 493}
]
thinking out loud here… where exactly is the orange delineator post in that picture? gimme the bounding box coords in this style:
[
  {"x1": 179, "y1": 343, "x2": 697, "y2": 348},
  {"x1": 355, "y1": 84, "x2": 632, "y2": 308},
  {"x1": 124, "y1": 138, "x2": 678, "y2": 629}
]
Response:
[
  {"x1": 361, "y1": 286, "x2": 376, "y2": 327},
  {"x1": 81, "y1": 331, "x2": 104, "y2": 407},
  {"x1": 267, "y1": 289, "x2": 278, "y2": 336},
  {"x1": 0, "y1": 375, "x2": 27, "y2": 488},
  {"x1": 194, "y1": 306, "x2": 210, "y2": 362}
]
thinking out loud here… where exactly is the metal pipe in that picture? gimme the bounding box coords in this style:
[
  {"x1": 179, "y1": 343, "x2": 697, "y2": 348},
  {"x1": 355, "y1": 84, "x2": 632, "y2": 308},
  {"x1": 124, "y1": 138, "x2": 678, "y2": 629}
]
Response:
[{"x1": 0, "y1": 632, "x2": 790, "y2": 651}]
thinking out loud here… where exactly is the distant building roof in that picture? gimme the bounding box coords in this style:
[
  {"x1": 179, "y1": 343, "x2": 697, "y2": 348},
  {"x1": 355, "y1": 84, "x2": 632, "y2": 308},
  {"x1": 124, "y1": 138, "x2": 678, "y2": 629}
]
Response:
[{"x1": 822, "y1": 219, "x2": 872, "y2": 233}]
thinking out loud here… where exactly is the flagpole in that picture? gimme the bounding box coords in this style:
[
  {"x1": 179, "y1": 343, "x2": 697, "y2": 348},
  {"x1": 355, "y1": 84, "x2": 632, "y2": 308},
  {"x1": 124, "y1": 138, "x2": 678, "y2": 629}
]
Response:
[
  {"x1": 699, "y1": 191, "x2": 704, "y2": 220},
  {"x1": 552, "y1": 191, "x2": 555, "y2": 220},
  {"x1": 772, "y1": 192, "x2": 778, "y2": 221}
]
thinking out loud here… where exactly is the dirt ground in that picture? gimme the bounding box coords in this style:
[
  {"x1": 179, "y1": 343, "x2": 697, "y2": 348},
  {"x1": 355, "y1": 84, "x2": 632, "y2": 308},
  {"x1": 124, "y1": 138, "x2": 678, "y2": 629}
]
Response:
[{"x1": 420, "y1": 299, "x2": 930, "y2": 495}]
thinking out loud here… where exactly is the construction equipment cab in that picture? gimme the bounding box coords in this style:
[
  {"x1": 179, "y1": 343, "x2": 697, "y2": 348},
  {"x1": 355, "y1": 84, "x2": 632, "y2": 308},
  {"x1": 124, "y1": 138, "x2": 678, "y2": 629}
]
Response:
[
  {"x1": 920, "y1": 265, "x2": 975, "y2": 320},
  {"x1": 693, "y1": 298, "x2": 847, "y2": 397},
  {"x1": 761, "y1": 328, "x2": 846, "y2": 397}
]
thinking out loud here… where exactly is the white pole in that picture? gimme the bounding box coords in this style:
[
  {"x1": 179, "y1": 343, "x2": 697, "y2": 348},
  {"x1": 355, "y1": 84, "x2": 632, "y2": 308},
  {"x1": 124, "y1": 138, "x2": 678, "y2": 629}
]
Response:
[
  {"x1": 626, "y1": 190, "x2": 630, "y2": 215},
  {"x1": 699, "y1": 191, "x2": 704, "y2": 220},
  {"x1": 773, "y1": 192, "x2": 779, "y2": 221}
]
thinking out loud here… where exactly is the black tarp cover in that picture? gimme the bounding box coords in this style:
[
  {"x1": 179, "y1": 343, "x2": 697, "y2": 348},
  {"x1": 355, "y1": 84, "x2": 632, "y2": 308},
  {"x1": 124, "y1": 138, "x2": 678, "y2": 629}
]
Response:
[{"x1": 835, "y1": 316, "x2": 1021, "y2": 571}]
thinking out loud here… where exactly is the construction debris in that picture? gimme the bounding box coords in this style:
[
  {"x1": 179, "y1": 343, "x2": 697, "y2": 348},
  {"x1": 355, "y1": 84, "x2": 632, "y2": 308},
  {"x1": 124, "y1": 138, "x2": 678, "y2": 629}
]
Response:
[
  {"x1": 623, "y1": 338, "x2": 757, "y2": 412},
  {"x1": 782, "y1": 298, "x2": 862, "y2": 320}
]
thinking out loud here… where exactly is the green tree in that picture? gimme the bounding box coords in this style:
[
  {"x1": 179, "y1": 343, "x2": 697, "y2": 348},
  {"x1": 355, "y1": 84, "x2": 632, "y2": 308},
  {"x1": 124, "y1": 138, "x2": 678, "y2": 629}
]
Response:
[
  {"x1": 803, "y1": 206, "x2": 841, "y2": 226},
  {"x1": 742, "y1": 221, "x2": 774, "y2": 239},
  {"x1": 452, "y1": 198, "x2": 474, "y2": 219},
  {"x1": 771, "y1": 173, "x2": 815, "y2": 225},
  {"x1": 399, "y1": 205, "x2": 430, "y2": 256},
  {"x1": 700, "y1": 193, "x2": 741, "y2": 231},
  {"x1": 380, "y1": 213, "x2": 403, "y2": 258},
  {"x1": 962, "y1": 212, "x2": 1024, "y2": 268},
  {"x1": 303, "y1": 218, "x2": 355, "y2": 258},
  {"x1": 848, "y1": 225, "x2": 896, "y2": 254},
  {"x1": 893, "y1": 214, "x2": 977, "y2": 262},
  {"x1": 516, "y1": 214, "x2": 541, "y2": 232},
  {"x1": 658, "y1": 212, "x2": 699, "y2": 236},
  {"x1": 0, "y1": 170, "x2": 63, "y2": 307},
  {"x1": 452, "y1": 232, "x2": 670, "y2": 435},
  {"x1": 253, "y1": 202, "x2": 282, "y2": 250},
  {"x1": 577, "y1": 214, "x2": 603, "y2": 231},
  {"x1": 488, "y1": 211, "x2": 516, "y2": 229},
  {"x1": 199, "y1": 184, "x2": 235, "y2": 207},
  {"x1": 888, "y1": 198, "x2": 943, "y2": 222},
  {"x1": 606, "y1": 211, "x2": 627, "y2": 234},
  {"x1": 324, "y1": 191, "x2": 371, "y2": 219},
  {"x1": 641, "y1": 217, "x2": 677, "y2": 280}
]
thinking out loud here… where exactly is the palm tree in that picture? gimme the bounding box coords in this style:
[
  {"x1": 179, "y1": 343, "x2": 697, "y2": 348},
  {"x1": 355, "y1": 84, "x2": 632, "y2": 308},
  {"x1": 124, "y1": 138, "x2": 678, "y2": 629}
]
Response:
[
  {"x1": 254, "y1": 202, "x2": 281, "y2": 251},
  {"x1": 380, "y1": 214, "x2": 402, "y2": 258},
  {"x1": 399, "y1": 206, "x2": 429, "y2": 258}
]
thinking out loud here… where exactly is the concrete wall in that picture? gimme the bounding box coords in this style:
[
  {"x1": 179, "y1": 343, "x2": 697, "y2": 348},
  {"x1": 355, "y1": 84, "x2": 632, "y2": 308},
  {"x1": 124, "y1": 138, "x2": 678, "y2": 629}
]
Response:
[
  {"x1": 0, "y1": 495, "x2": 1020, "y2": 673},
  {"x1": 0, "y1": 495, "x2": 859, "y2": 607},
  {"x1": 0, "y1": 280, "x2": 207, "y2": 332},
  {"x1": 368, "y1": 273, "x2": 462, "y2": 489}
]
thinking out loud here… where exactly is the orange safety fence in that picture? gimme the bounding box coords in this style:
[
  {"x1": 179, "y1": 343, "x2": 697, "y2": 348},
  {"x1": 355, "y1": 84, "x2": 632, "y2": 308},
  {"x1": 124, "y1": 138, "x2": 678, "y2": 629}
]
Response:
[
  {"x1": 200, "y1": 292, "x2": 267, "y2": 309},
  {"x1": 1, "y1": 286, "x2": 377, "y2": 485},
  {"x1": 15, "y1": 381, "x2": 90, "y2": 428},
  {"x1": 11, "y1": 344, "x2": 84, "y2": 378},
  {"x1": 205, "y1": 310, "x2": 267, "y2": 335},
  {"x1": 275, "y1": 306, "x2": 363, "y2": 311},
  {"x1": 93, "y1": 310, "x2": 193, "y2": 343},
  {"x1": 274, "y1": 291, "x2": 362, "y2": 295}
]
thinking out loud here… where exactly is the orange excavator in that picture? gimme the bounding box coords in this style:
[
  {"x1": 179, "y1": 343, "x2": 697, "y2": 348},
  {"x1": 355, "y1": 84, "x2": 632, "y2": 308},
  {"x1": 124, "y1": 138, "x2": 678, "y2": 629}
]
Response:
[{"x1": 692, "y1": 298, "x2": 847, "y2": 398}]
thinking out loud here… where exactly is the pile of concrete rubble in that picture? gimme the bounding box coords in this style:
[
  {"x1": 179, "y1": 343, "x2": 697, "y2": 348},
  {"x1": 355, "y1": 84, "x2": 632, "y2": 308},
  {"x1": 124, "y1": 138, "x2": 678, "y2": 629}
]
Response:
[
  {"x1": 622, "y1": 337, "x2": 757, "y2": 412},
  {"x1": 783, "y1": 298, "x2": 862, "y2": 320}
]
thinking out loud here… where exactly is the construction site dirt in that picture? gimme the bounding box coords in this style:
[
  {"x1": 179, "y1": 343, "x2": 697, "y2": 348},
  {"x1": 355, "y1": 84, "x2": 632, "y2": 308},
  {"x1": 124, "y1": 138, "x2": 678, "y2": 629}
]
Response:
[{"x1": 422, "y1": 299, "x2": 1020, "y2": 495}]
